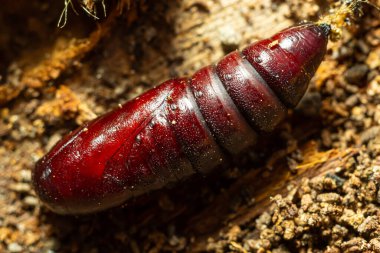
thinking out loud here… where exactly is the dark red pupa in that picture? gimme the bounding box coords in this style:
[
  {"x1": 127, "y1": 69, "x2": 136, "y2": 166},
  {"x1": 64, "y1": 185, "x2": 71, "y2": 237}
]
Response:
[{"x1": 33, "y1": 23, "x2": 330, "y2": 214}]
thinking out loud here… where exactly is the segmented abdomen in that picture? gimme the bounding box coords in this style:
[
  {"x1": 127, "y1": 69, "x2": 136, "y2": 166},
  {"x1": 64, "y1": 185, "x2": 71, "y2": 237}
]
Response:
[{"x1": 33, "y1": 23, "x2": 330, "y2": 214}]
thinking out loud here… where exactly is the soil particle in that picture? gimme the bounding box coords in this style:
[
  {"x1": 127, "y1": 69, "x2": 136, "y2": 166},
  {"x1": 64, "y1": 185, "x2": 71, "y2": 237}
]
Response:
[
  {"x1": 370, "y1": 238, "x2": 380, "y2": 252},
  {"x1": 316, "y1": 192, "x2": 341, "y2": 203},
  {"x1": 340, "y1": 209, "x2": 365, "y2": 229},
  {"x1": 344, "y1": 64, "x2": 369, "y2": 86},
  {"x1": 7, "y1": 243, "x2": 23, "y2": 253},
  {"x1": 341, "y1": 237, "x2": 370, "y2": 252},
  {"x1": 209, "y1": 147, "x2": 380, "y2": 252},
  {"x1": 357, "y1": 216, "x2": 380, "y2": 237}
]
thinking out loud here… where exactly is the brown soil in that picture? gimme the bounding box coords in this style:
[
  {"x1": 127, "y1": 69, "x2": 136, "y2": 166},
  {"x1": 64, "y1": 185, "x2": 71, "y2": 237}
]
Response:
[{"x1": 0, "y1": 0, "x2": 379, "y2": 252}]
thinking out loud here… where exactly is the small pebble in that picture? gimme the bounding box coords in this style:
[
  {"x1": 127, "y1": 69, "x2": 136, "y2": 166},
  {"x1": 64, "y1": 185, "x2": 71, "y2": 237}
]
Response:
[
  {"x1": 370, "y1": 238, "x2": 380, "y2": 251},
  {"x1": 344, "y1": 64, "x2": 369, "y2": 86},
  {"x1": 344, "y1": 94, "x2": 359, "y2": 107},
  {"x1": 360, "y1": 126, "x2": 380, "y2": 144},
  {"x1": 20, "y1": 170, "x2": 32, "y2": 182},
  {"x1": 9, "y1": 183, "x2": 31, "y2": 193},
  {"x1": 7, "y1": 243, "x2": 23, "y2": 253},
  {"x1": 357, "y1": 216, "x2": 379, "y2": 235},
  {"x1": 316, "y1": 193, "x2": 341, "y2": 203},
  {"x1": 23, "y1": 196, "x2": 39, "y2": 207}
]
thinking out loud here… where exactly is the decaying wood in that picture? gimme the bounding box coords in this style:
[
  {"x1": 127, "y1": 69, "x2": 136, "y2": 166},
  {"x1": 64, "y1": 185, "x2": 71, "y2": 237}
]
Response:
[{"x1": 0, "y1": 1, "x2": 134, "y2": 106}]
